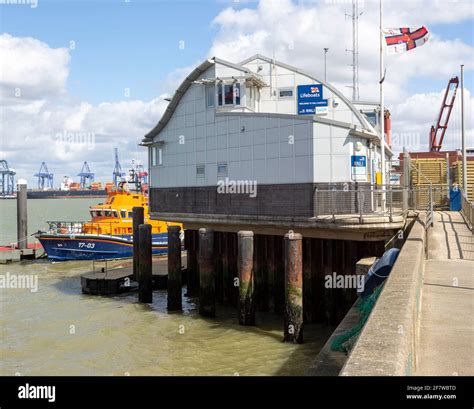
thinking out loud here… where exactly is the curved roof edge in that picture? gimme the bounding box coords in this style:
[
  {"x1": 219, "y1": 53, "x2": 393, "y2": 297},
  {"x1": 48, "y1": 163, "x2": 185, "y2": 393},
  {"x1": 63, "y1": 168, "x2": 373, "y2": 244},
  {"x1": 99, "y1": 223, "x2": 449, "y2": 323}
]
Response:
[
  {"x1": 144, "y1": 57, "x2": 250, "y2": 141},
  {"x1": 239, "y1": 54, "x2": 376, "y2": 134}
]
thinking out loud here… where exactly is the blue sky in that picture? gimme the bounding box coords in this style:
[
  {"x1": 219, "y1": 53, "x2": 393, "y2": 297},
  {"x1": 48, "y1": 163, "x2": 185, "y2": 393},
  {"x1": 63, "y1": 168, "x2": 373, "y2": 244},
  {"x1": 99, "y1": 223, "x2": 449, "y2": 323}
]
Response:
[{"x1": 1, "y1": 0, "x2": 236, "y2": 104}]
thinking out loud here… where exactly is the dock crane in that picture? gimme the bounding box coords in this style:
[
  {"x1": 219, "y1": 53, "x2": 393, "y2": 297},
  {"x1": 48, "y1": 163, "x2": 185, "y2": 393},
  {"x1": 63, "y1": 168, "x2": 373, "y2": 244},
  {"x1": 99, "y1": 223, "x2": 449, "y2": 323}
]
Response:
[
  {"x1": 112, "y1": 148, "x2": 125, "y2": 187},
  {"x1": 34, "y1": 162, "x2": 54, "y2": 190},
  {"x1": 0, "y1": 160, "x2": 16, "y2": 196},
  {"x1": 78, "y1": 161, "x2": 94, "y2": 189},
  {"x1": 429, "y1": 77, "x2": 459, "y2": 152}
]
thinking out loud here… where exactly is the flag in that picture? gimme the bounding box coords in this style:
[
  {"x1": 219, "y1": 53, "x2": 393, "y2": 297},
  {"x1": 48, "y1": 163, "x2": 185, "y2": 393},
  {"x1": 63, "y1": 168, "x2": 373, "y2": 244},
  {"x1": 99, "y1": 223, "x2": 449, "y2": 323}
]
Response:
[{"x1": 383, "y1": 26, "x2": 430, "y2": 55}]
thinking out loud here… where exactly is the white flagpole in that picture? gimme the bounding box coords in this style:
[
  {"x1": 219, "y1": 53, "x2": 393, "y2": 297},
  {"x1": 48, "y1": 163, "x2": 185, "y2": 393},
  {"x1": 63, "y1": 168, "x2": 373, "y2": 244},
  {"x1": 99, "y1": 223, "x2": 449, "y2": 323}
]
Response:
[{"x1": 380, "y1": 0, "x2": 386, "y2": 210}]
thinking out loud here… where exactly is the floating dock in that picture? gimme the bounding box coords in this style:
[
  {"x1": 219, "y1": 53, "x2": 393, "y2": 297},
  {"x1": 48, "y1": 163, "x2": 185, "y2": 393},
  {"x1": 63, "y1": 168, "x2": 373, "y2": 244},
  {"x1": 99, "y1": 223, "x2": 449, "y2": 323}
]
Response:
[
  {"x1": 81, "y1": 255, "x2": 187, "y2": 295},
  {"x1": 0, "y1": 242, "x2": 44, "y2": 264}
]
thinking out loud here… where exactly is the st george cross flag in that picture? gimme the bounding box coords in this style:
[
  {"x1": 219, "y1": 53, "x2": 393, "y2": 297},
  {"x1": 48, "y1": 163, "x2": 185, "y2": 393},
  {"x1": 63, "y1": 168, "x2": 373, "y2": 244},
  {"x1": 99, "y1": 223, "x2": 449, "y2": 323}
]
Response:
[{"x1": 383, "y1": 26, "x2": 430, "y2": 55}]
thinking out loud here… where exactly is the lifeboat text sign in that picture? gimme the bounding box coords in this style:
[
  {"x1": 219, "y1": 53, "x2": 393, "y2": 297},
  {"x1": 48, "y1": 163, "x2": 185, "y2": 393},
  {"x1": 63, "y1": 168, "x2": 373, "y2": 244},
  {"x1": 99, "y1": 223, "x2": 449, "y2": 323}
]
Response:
[{"x1": 297, "y1": 84, "x2": 328, "y2": 115}]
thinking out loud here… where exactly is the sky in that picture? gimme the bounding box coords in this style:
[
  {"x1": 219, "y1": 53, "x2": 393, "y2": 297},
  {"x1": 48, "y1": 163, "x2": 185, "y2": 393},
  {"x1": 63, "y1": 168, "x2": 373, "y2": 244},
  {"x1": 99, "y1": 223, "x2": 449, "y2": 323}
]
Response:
[{"x1": 0, "y1": 0, "x2": 473, "y2": 186}]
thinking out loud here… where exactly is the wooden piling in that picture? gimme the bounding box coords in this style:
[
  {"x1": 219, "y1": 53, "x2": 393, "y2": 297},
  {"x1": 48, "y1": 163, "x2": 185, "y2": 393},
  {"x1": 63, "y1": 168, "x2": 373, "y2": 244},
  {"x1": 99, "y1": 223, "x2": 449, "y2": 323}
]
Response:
[
  {"x1": 254, "y1": 235, "x2": 269, "y2": 312},
  {"x1": 284, "y1": 231, "x2": 303, "y2": 343},
  {"x1": 222, "y1": 233, "x2": 231, "y2": 304},
  {"x1": 138, "y1": 223, "x2": 153, "y2": 303},
  {"x1": 17, "y1": 182, "x2": 27, "y2": 250},
  {"x1": 302, "y1": 237, "x2": 313, "y2": 324},
  {"x1": 167, "y1": 225, "x2": 182, "y2": 311},
  {"x1": 323, "y1": 239, "x2": 336, "y2": 325},
  {"x1": 312, "y1": 239, "x2": 325, "y2": 322},
  {"x1": 198, "y1": 228, "x2": 215, "y2": 317},
  {"x1": 237, "y1": 231, "x2": 255, "y2": 325},
  {"x1": 132, "y1": 206, "x2": 144, "y2": 281},
  {"x1": 228, "y1": 233, "x2": 238, "y2": 307},
  {"x1": 273, "y1": 235, "x2": 285, "y2": 315},
  {"x1": 185, "y1": 230, "x2": 199, "y2": 297},
  {"x1": 215, "y1": 232, "x2": 224, "y2": 304},
  {"x1": 266, "y1": 235, "x2": 276, "y2": 313}
]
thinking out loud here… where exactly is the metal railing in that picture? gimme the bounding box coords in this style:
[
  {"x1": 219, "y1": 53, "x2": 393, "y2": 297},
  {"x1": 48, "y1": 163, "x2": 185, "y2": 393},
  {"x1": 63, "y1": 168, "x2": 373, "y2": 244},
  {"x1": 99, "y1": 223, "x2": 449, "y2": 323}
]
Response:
[
  {"x1": 45, "y1": 221, "x2": 131, "y2": 239},
  {"x1": 312, "y1": 184, "x2": 453, "y2": 223},
  {"x1": 461, "y1": 190, "x2": 474, "y2": 232},
  {"x1": 313, "y1": 185, "x2": 407, "y2": 222},
  {"x1": 426, "y1": 184, "x2": 434, "y2": 229}
]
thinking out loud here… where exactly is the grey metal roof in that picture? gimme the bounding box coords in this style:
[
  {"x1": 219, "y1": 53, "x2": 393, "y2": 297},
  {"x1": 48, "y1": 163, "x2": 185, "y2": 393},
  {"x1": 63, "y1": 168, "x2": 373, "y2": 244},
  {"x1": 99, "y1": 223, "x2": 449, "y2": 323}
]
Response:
[
  {"x1": 238, "y1": 54, "x2": 375, "y2": 133},
  {"x1": 144, "y1": 54, "x2": 377, "y2": 142},
  {"x1": 143, "y1": 57, "x2": 252, "y2": 141}
]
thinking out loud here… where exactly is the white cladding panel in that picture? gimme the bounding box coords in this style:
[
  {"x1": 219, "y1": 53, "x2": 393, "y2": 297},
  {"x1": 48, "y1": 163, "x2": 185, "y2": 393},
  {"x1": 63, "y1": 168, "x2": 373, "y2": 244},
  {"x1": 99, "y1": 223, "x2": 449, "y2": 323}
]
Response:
[{"x1": 149, "y1": 58, "x2": 381, "y2": 188}]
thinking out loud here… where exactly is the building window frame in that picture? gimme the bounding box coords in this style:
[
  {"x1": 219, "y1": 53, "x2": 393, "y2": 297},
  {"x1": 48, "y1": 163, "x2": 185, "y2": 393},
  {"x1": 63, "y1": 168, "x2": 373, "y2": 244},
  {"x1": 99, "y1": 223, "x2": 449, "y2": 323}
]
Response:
[
  {"x1": 217, "y1": 82, "x2": 241, "y2": 107},
  {"x1": 196, "y1": 164, "x2": 205, "y2": 177},
  {"x1": 278, "y1": 87, "x2": 294, "y2": 99},
  {"x1": 217, "y1": 163, "x2": 228, "y2": 177},
  {"x1": 206, "y1": 85, "x2": 215, "y2": 108}
]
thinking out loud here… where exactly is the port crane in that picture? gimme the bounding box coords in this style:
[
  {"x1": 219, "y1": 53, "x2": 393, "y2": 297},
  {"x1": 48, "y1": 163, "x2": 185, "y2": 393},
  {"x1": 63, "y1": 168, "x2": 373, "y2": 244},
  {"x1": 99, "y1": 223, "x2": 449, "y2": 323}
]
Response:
[
  {"x1": 78, "y1": 161, "x2": 94, "y2": 189},
  {"x1": 429, "y1": 77, "x2": 459, "y2": 152},
  {"x1": 112, "y1": 148, "x2": 125, "y2": 187},
  {"x1": 0, "y1": 160, "x2": 16, "y2": 196},
  {"x1": 35, "y1": 162, "x2": 54, "y2": 190}
]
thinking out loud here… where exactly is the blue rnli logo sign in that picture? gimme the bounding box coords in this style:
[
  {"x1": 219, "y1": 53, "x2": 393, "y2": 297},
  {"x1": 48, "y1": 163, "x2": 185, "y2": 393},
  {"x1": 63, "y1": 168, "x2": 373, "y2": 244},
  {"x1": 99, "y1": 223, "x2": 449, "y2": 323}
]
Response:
[{"x1": 297, "y1": 84, "x2": 328, "y2": 115}]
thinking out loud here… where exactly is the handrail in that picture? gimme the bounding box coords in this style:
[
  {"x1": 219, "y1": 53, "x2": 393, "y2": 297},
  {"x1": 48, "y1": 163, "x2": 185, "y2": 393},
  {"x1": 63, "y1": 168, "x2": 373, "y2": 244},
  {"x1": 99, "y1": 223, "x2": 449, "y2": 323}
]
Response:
[{"x1": 460, "y1": 189, "x2": 474, "y2": 232}]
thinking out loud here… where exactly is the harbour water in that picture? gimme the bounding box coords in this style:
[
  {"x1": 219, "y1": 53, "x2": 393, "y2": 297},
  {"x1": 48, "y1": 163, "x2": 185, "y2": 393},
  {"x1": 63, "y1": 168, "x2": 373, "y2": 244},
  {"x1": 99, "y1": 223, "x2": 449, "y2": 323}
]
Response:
[{"x1": 0, "y1": 199, "x2": 333, "y2": 375}]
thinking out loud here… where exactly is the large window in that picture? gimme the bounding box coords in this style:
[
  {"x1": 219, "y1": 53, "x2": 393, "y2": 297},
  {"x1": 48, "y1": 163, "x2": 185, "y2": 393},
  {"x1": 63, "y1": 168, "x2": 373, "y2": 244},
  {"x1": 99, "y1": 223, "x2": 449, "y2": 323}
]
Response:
[{"x1": 217, "y1": 83, "x2": 241, "y2": 107}]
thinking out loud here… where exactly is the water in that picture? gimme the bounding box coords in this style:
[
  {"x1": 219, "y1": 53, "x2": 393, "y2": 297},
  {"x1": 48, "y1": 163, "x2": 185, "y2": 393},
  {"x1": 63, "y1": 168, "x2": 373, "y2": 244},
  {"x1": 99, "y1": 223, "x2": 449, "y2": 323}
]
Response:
[{"x1": 0, "y1": 199, "x2": 333, "y2": 375}]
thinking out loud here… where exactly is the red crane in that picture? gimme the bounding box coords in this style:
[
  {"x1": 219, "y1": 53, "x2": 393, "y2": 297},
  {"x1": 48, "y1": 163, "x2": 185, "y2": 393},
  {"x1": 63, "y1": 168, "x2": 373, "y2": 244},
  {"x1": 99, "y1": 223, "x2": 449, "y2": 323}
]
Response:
[{"x1": 429, "y1": 77, "x2": 459, "y2": 152}]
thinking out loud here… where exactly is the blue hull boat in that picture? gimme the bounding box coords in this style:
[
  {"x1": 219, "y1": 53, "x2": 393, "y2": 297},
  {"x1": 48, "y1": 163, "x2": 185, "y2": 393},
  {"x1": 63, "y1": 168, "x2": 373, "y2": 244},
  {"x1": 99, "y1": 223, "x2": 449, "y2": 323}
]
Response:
[{"x1": 38, "y1": 233, "x2": 168, "y2": 261}]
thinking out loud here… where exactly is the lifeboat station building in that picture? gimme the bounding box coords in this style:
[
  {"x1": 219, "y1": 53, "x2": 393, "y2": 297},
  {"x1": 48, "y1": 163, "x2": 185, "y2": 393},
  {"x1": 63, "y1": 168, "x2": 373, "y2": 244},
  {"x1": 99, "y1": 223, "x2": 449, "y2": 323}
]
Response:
[
  {"x1": 143, "y1": 54, "x2": 400, "y2": 239},
  {"x1": 142, "y1": 54, "x2": 405, "y2": 329}
]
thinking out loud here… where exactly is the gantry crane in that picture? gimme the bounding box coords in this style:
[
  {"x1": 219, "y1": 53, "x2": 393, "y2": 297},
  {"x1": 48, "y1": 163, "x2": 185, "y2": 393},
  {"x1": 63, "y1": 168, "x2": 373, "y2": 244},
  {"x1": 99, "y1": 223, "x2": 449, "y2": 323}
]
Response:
[
  {"x1": 78, "y1": 161, "x2": 94, "y2": 189},
  {"x1": 429, "y1": 77, "x2": 459, "y2": 152},
  {"x1": 112, "y1": 148, "x2": 125, "y2": 187},
  {"x1": 0, "y1": 160, "x2": 16, "y2": 196},
  {"x1": 34, "y1": 162, "x2": 54, "y2": 190}
]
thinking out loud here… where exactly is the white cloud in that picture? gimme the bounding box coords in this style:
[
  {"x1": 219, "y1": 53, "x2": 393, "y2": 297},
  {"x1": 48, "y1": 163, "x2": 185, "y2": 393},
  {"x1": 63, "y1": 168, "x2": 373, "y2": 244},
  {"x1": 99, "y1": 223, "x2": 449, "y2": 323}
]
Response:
[
  {"x1": 0, "y1": 34, "x2": 169, "y2": 186},
  {"x1": 0, "y1": 33, "x2": 70, "y2": 103}
]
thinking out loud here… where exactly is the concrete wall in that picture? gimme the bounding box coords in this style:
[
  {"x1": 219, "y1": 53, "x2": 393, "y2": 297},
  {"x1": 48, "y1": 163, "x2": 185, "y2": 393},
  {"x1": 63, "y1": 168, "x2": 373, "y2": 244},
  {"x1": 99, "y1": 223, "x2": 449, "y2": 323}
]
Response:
[{"x1": 340, "y1": 214, "x2": 426, "y2": 376}]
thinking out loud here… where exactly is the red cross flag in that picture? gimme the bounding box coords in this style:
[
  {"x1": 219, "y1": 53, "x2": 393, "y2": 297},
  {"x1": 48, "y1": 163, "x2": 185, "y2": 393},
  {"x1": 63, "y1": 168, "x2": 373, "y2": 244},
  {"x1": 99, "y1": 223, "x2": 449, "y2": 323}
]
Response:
[{"x1": 383, "y1": 26, "x2": 430, "y2": 55}]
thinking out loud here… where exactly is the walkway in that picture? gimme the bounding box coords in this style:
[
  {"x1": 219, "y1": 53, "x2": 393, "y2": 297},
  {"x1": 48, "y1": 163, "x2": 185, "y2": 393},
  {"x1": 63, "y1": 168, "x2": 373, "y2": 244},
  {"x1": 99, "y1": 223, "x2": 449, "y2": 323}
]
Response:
[{"x1": 416, "y1": 211, "x2": 474, "y2": 375}]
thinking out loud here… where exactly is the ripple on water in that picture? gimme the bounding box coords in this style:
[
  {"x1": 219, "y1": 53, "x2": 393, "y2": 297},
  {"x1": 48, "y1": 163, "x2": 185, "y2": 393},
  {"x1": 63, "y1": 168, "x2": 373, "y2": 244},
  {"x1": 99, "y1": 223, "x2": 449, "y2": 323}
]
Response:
[{"x1": 0, "y1": 260, "x2": 334, "y2": 376}]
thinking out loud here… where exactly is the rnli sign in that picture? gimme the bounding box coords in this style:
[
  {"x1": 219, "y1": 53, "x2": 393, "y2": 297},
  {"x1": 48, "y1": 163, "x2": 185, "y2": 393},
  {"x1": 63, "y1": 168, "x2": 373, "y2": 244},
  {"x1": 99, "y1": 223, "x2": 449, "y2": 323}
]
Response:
[{"x1": 297, "y1": 84, "x2": 328, "y2": 115}]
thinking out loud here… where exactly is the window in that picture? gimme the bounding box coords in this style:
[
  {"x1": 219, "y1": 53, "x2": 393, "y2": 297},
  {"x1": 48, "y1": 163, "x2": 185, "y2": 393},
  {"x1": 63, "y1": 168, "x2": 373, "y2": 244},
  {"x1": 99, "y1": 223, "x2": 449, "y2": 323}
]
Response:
[
  {"x1": 248, "y1": 86, "x2": 256, "y2": 110},
  {"x1": 363, "y1": 111, "x2": 378, "y2": 127},
  {"x1": 196, "y1": 164, "x2": 205, "y2": 177},
  {"x1": 206, "y1": 86, "x2": 215, "y2": 108},
  {"x1": 234, "y1": 83, "x2": 240, "y2": 105},
  {"x1": 218, "y1": 84, "x2": 223, "y2": 106},
  {"x1": 279, "y1": 88, "x2": 294, "y2": 98},
  {"x1": 158, "y1": 147, "x2": 163, "y2": 165},
  {"x1": 128, "y1": 212, "x2": 133, "y2": 218},
  {"x1": 217, "y1": 163, "x2": 228, "y2": 177},
  {"x1": 217, "y1": 83, "x2": 241, "y2": 106},
  {"x1": 151, "y1": 146, "x2": 162, "y2": 166},
  {"x1": 224, "y1": 84, "x2": 233, "y2": 105},
  {"x1": 120, "y1": 210, "x2": 127, "y2": 218}
]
